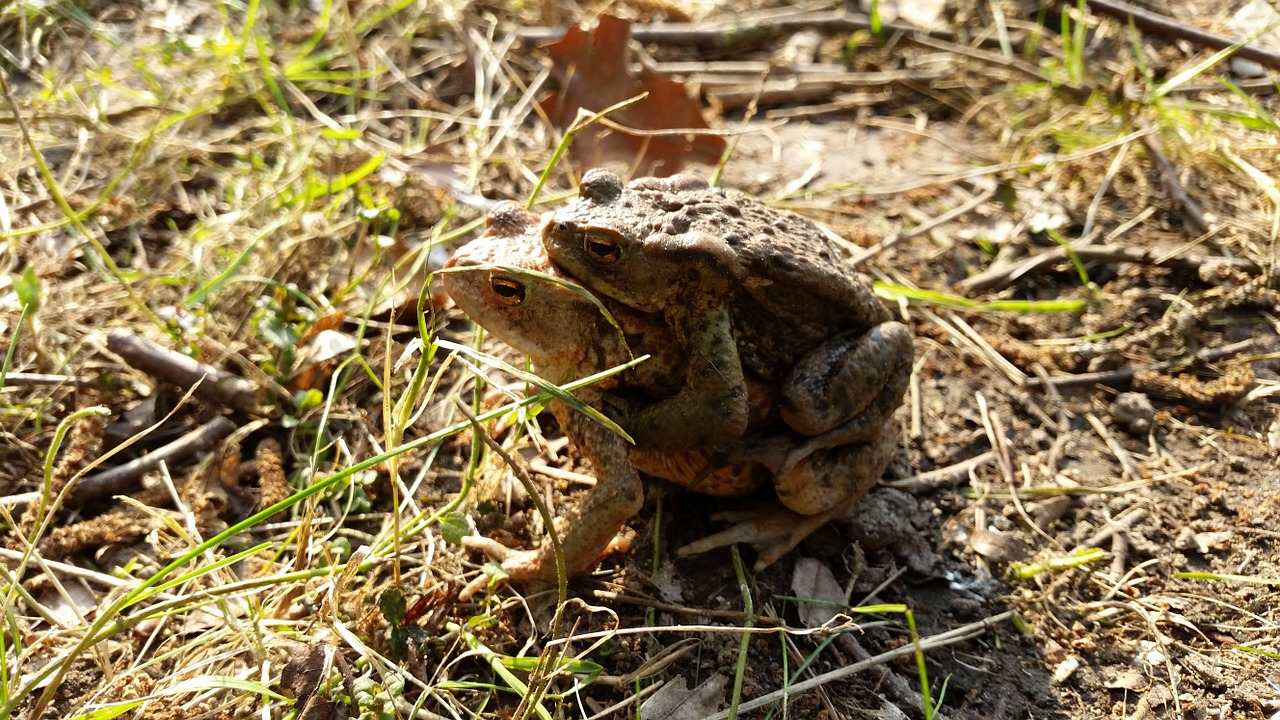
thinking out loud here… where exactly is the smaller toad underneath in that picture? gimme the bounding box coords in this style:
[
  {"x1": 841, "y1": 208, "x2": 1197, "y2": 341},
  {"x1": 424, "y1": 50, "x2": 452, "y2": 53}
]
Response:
[{"x1": 444, "y1": 203, "x2": 896, "y2": 592}]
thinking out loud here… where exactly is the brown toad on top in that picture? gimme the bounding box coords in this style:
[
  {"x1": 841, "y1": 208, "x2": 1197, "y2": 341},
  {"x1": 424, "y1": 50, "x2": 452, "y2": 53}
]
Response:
[
  {"x1": 543, "y1": 170, "x2": 913, "y2": 495},
  {"x1": 444, "y1": 203, "x2": 897, "y2": 590}
]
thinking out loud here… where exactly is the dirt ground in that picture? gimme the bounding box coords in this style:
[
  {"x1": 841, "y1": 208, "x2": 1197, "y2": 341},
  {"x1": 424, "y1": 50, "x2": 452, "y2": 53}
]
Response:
[{"x1": 1, "y1": 1, "x2": 1278, "y2": 719}]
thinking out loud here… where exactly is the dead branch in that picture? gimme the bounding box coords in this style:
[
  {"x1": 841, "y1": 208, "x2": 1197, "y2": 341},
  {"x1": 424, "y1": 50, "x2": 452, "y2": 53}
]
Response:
[
  {"x1": 764, "y1": 91, "x2": 892, "y2": 119},
  {"x1": 106, "y1": 329, "x2": 276, "y2": 417},
  {"x1": 698, "y1": 66, "x2": 948, "y2": 109},
  {"x1": 1, "y1": 373, "x2": 101, "y2": 388},
  {"x1": 881, "y1": 451, "x2": 997, "y2": 492},
  {"x1": 1025, "y1": 338, "x2": 1258, "y2": 390},
  {"x1": 647, "y1": 62, "x2": 946, "y2": 83},
  {"x1": 955, "y1": 243, "x2": 1258, "y2": 295},
  {"x1": 1, "y1": 416, "x2": 239, "y2": 508},
  {"x1": 1135, "y1": 117, "x2": 1210, "y2": 233},
  {"x1": 1079, "y1": 507, "x2": 1148, "y2": 549},
  {"x1": 707, "y1": 610, "x2": 1016, "y2": 720},
  {"x1": 517, "y1": 9, "x2": 1025, "y2": 49},
  {"x1": 69, "y1": 416, "x2": 238, "y2": 505},
  {"x1": 709, "y1": 84, "x2": 874, "y2": 110},
  {"x1": 1174, "y1": 77, "x2": 1276, "y2": 95},
  {"x1": 1086, "y1": 0, "x2": 1280, "y2": 72},
  {"x1": 908, "y1": 33, "x2": 1090, "y2": 96}
]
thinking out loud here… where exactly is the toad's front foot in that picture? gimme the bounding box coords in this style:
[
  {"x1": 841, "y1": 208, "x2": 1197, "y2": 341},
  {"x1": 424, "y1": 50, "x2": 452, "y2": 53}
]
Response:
[
  {"x1": 458, "y1": 537, "x2": 551, "y2": 600},
  {"x1": 458, "y1": 531, "x2": 635, "y2": 600}
]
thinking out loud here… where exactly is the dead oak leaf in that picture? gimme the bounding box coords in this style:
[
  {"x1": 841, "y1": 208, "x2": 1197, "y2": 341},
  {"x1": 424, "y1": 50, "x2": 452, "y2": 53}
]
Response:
[
  {"x1": 281, "y1": 643, "x2": 355, "y2": 720},
  {"x1": 540, "y1": 14, "x2": 725, "y2": 176}
]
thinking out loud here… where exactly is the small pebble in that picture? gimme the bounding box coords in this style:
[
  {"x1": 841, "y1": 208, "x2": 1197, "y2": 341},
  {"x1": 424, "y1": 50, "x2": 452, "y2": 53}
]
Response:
[{"x1": 1112, "y1": 392, "x2": 1155, "y2": 435}]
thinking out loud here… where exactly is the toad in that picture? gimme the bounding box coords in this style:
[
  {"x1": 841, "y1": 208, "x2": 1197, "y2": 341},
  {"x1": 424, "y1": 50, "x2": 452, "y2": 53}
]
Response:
[
  {"x1": 543, "y1": 170, "x2": 913, "y2": 488},
  {"x1": 444, "y1": 203, "x2": 895, "y2": 591}
]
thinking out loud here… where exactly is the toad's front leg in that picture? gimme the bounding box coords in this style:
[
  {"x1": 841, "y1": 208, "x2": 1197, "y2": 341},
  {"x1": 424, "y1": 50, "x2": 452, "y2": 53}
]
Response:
[
  {"x1": 460, "y1": 402, "x2": 643, "y2": 599},
  {"x1": 612, "y1": 304, "x2": 750, "y2": 452}
]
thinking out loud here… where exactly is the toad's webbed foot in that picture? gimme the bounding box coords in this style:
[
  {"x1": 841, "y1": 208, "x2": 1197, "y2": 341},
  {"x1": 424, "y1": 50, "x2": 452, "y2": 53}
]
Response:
[{"x1": 676, "y1": 499, "x2": 859, "y2": 572}]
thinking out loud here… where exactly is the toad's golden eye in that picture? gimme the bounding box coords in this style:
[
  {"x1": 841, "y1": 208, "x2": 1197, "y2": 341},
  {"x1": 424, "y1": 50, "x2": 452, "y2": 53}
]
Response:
[
  {"x1": 490, "y1": 276, "x2": 526, "y2": 305},
  {"x1": 585, "y1": 232, "x2": 621, "y2": 265}
]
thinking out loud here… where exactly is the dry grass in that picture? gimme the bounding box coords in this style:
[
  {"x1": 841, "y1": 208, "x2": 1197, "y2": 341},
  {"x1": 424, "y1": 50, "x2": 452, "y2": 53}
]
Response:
[{"x1": 2, "y1": 1, "x2": 1278, "y2": 719}]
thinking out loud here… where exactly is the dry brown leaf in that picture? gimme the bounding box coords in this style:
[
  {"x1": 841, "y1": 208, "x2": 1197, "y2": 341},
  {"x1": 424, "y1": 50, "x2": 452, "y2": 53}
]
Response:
[
  {"x1": 639, "y1": 673, "x2": 727, "y2": 720},
  {"x1": 281, "y1": 643, "x2": 354, "y2": 720},
  {"x1": 791, "y1": 557, "x2": 847, "y2": 630},
  {"x1": 540, "y1": 14, "x2": 726, "y2": 176},
  {"x1": 969, "y1": 527, "x2": 1030, "y2": 563}
]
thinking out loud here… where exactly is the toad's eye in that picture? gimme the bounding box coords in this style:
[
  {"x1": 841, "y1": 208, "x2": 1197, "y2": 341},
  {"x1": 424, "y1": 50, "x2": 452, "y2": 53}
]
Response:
[
  {"x1": 490, "y1": 276, "x2": 526, "y2": 305},
  {"x1": 585, "y1": 233, "x2": 622, "y2": 265}
]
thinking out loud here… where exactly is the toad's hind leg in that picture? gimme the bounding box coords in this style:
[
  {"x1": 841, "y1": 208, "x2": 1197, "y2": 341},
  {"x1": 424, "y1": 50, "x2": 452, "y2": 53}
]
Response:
[
  {"x1": 779, "y1": 321, "x2": 913, "y2": 438},
  {"x1": 765, "y1": 322, "x2": 911, "y2": 478}
]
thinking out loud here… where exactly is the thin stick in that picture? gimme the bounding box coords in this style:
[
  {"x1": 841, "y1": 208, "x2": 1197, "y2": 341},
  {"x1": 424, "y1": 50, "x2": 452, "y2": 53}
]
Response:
[
  {"x1": 1079, "y1": 507, "x2": 1148, "y2": 549},
  {"x1": 106, "y1": 329, "x2": 275, "y2": 416},
  {"x1": 702, "y1": 611, "x2": 1016, "y2": 720},
  {"x1": 881, "y1": 451, "x2": 996, "y2": 492},
  {"x1": 956, "y1": 243, "x2": 1257, "y2": 295},
  {"x1": 1086, "y1": 412, "x2": 1140, "y2": 480},
  {"x1": 1025, "y1": 338, "x2": 1258, "y2": 389},
  {"x1": 517, "y1": 10, "x2": 1025, "y2": 49},
  {"x1": 0, "y1": 373, "x2": 101, "y2": 388},
  {"x1": 65, "y1": 417, "x2": 237, "y2": 505},
  {"x1": 1086, "y1": 0, "x2": 1280, "y2": 71},
  {"x1": 1135, "y1": 117, "x2": 1210, "y2": 233},
  {"x1": 909, "y1": 33, "x2": 1089, "y2": 96}
]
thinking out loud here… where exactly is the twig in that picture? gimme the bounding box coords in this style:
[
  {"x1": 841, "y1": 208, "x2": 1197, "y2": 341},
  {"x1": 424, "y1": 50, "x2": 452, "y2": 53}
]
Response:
[
  {"x1": 1, "y1": 372, "x2": 100, "y2": 388},
  {"x1": 0, "y1": 547, "x2": 169, "y2": 594},
  {"x1": 1030, "y1": 364, "x2": 1069, "y2": 431},
  {"x1": 705, "y1": 68, "x2": 945, "y2": 110},
  {"x1": 106, "y1": 329, "x2": 276, "y2": 417},
  {"x1": 703, "y1": 610, "x2": 1016, "y2": 720},
  {"x1": 908, "y1": 33, "x2": 1089, "y2": 96},
  {"x1": 881, "y1": 451, "x2": 997, "y2": 492},
  {"x1": 15, "y1": 416, "x2": 241, "y2": 506},
  {"x1": 764, "y1": 91, "x2": 892, "y2": 120},
  {"x1": 909, "y1": 354, "x2": 924, "y2": 441},
  {"x1": 589, "y1": 589, "x2": 789, "y2": 625},
  {"x1": 648, "y1": 62, "x2": 945, "y2": 84},
  {"x1": 1109, "y1": 531, "x2": 1129, "y2": 578},
  {"x1": 1025, "y1": 338, "x2": 1258, "y2": 389},
  {"x1": 955, "y1": 243, "x2": 1258, "y2": 295},
  {"x1": 1086, "y1": 0, "x2": 1280, "y2": 72},
  {"x1": 1079, "y1": 507, "x2": 1148, "y2": 549},
  {"x1": 1086, "y1": 412, "x2": 1140, "y2": 480},
  {"x1": 517, "y1": 10, "x2": 1025, "y2": 49},
  {"x1": 1173, "y1": 77, "x2": 1277, "y2": 95},
  {"x1": 1135, "y1": 117, "x2": 1210, "y2": 233},
  {"x1": 831, "y1": 611, "x2": 952, "y2": 720}
]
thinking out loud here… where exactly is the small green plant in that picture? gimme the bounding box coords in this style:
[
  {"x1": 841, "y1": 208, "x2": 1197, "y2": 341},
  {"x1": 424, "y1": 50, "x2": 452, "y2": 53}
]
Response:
[
  {"x1": 0, "y1": 269, "x2": 40, "y2": 392},
  {"x1": 1060, "y1": 0, "x2": 1089, "y2": 86},
  {"x1": 852, "y1": 604, "x2": 943, "y2": 720}
]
